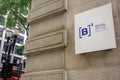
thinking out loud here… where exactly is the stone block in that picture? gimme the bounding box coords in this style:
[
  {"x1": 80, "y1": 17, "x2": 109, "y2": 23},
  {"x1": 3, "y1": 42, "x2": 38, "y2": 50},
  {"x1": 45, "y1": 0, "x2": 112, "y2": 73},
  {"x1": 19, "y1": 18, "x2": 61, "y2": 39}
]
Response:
[
  {"x1": 29, "y1": 0, "x2": 67, "y2": 23},
  {"x1": 68, "y1": 0, "x2": 96, "y2": 10},
  {"x1": 22, "y1": 70, "x2": 67, "y2": 80},
  {"x1": 25, "y1": 29, "x2": 67, "y2": 54},
  {"x1": 67, "y1": 65, "x2": 120, "y2": 80},
  {"x1": 31, "y1": 0, "x2": 52, "y2": 10},
  {"x1": 26, "y1": 48, "x2": 65, "y2": 72},
  {"x1": 29, "y1": 14, "x2": 65, "y2": 38}
]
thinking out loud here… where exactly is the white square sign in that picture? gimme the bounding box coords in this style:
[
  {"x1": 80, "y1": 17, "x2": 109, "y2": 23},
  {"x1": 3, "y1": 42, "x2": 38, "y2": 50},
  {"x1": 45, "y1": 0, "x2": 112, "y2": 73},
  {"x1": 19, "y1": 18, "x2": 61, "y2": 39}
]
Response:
[{"x1": 74, "y1": 3, "x2": 116, "y2": 54}]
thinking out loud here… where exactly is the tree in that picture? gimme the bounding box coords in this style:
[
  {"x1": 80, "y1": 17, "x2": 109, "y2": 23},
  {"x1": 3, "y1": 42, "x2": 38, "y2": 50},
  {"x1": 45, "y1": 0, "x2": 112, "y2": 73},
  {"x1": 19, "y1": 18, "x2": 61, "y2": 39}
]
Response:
[{"x1": 0, "y1": 0, "x2": 32, "y2": 36}]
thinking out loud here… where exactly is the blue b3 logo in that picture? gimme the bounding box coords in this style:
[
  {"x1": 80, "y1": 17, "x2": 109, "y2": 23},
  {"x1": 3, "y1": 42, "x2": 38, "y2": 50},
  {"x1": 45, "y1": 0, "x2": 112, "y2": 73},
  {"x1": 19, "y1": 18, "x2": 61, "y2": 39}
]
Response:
[{"x1": 79, "y1": 23, "x2": 93, "y2": 38}]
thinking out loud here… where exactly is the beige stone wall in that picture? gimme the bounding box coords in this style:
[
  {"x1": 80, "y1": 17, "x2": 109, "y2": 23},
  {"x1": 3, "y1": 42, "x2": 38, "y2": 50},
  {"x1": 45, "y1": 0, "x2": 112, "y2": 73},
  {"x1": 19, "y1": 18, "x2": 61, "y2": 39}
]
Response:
[
  {"x1": 68, "y1": 65, "x2": 120, "y2": 80},
  {"x1": 65, "y1": 0, "x2": 120, "y2": 69},
  {"x1": 22, "y1": 0, "x2": 120, "y2": 80},
  {"x1": 65, "y1": 0, "x2": 120, "y2": 80}
]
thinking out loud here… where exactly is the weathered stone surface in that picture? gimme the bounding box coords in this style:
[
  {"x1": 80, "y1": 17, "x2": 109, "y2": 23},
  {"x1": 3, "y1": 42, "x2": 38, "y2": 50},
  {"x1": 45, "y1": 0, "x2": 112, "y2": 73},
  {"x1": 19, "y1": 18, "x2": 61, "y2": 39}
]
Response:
[
  {"x1": 68, "y1": 0, "x2": 96, "y2": 10},
  {"x1": 26, "y1": 48, "x2": 65, "y2": 72},
  {"x1": 25, "y1": 29, "x2": 67, "y2": 54},
  {"x1": 118, "y1": 0, "x2": 120, "y2": 12},
  {"x1": 31, "y1": 0, "x2": 52, "y2": 9},
  {"x1": 67, "y1": 65, "x2": 120, "y2": 80},
  {"x1": 22, "y1": 70, "x2": 67, "y2": 80},
  {"x1": 65, "y1": 0, "x2": 120, "y2": 69},
  {"x1": 29, "y1": 14, "x2": 65, "y2": 38},
  {"x1": 118, "y1": 0, "x2": 120, "y2": 25},
  {"x1": 114, "y1": 16, "x2": 120, "y2": 35},
  {"x1": 74, "y1": 0, "x2": 118, "y2": 16},
  {"x1": 29, "y1": 0, "x2": 67, "y2": 23}
]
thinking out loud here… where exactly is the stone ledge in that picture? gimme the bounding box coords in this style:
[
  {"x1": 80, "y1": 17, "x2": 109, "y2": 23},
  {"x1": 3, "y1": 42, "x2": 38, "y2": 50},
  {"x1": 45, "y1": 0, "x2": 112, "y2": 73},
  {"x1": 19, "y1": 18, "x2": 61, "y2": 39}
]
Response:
[
  {"x1": 28, "y1": 0, "x2": 67, "y2": 23},
  {"x1": 25, "y1": 29, "x2": 67, "y2": 54},
  {"x1": 22, "y1": 69, "x2": 67, "y2": 80}
]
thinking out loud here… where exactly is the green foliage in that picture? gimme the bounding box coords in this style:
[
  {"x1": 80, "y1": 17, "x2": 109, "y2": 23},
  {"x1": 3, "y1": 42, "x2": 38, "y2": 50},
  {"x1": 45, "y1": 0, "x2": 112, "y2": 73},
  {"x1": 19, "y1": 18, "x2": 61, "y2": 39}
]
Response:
[
  {"x1": 15, "y1": 45, "x2": 24, "y2": 55},
  {"x1": 0, "y1": 0, "x2": 32, "y2": 36},
  {"x1": 0, "y1": 16, "x2": 5, "y2": 25}
]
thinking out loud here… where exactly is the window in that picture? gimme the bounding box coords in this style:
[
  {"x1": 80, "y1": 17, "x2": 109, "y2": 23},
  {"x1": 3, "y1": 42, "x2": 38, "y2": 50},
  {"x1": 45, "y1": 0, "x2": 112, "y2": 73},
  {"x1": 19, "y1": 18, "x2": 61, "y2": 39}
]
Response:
[
  {"x1": 13, "y1": 56, "x2": 21, "y2": 66},
  {"x1": 17, "y1": 35, "x2": 24, "y2": 44},
  {"x1": 15, "y1": 45, "x2": 24, "y2": 55},
  {"x1": 0, "y1": 28, "x2": 3, "y2": 37},
  {"x1": 13, "y1": 45, "x2": 19, "y2": 52},
  {"x1": 5, "y1": 33, "x2": 8, "y2": 39}
]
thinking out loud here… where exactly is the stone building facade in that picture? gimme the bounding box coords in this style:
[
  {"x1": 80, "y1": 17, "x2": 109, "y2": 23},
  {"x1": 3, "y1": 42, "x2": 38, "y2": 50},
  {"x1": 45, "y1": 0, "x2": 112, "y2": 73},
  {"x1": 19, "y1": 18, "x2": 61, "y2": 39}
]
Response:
[{"x1": 22, "y1": 0, "x2": 120, "y2": 80}]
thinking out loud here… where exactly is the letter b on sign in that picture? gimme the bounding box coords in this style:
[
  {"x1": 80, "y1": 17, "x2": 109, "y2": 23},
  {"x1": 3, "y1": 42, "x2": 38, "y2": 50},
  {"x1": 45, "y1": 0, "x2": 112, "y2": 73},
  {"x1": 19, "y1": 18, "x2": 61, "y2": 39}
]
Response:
[
  {"x1": 79, "y1": 26, "x2": 91, "y2": 38},
  {"x1": 82, "y1": 28, "x2": 88, "y2": 35}
]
